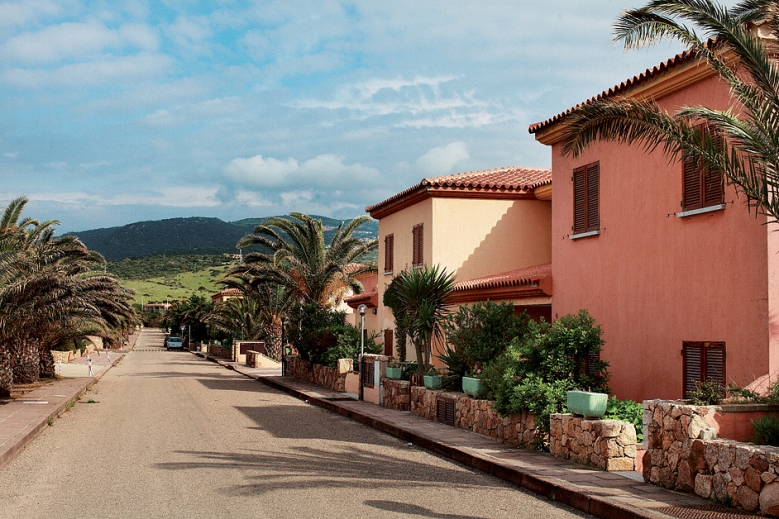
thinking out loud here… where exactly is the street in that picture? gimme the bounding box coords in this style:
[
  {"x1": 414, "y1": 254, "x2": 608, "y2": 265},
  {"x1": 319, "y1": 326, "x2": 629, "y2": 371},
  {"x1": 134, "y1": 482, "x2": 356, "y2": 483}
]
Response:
[{"x1": 0, "y1": 329, "x2": 592, "y2": 519}]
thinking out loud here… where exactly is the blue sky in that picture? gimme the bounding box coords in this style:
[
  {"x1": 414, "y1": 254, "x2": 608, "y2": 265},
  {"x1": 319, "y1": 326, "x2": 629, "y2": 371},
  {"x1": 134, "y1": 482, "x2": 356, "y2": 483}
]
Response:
[{"x1": 0, "y1": 1, "x2": 720, "y2": 232}]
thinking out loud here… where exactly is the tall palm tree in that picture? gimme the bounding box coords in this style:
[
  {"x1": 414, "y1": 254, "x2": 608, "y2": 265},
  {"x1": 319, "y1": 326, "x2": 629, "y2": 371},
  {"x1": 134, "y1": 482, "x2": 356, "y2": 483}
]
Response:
[
  {"x1": 232, "y1": 213, "x2": 378, "y2": 308},
  {"x1": 0, "y1": 197, "x2": 135, "y2": 392},
  {"x1": 386, "y1": 265, "x2": 456, "y2": 376},
  {"x1": 558, "y1": 0, "x2": 779, "y2": 221}
]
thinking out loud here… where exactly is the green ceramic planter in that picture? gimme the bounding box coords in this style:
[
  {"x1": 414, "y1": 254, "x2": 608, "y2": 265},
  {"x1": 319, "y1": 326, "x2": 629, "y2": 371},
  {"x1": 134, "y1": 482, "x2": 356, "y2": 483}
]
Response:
[
  {"x1": 462, "y1": 376, "x2": 484, "y2": 398},
  {"x1": 566, "y1": 390, "x2": 608, "y2": 419},
  {"x1": 423, "y1": 375, "x2": 442, "y2": 390},
  {"x1": 385, "y1": 367, "x2": 402, "y2": 380}
]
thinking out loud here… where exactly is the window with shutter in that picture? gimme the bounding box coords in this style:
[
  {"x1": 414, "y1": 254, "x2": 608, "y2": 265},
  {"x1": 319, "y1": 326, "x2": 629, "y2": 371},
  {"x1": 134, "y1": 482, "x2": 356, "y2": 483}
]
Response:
[
  {"x1": 682, "y1": 126, "x2": 724, "y2": 211},
  {"x1": 572, "y1": 162, "x2": 600, "y2": 234},
  {"x1": 682, "y1": 341, "x2": 725, "y2": 398},
  {"x1": 412, "y1": 224, "x2": 424, "y2": 266},
  {"x1": 383, "y1": 329, "x2": 393, "y2": 356},
  {"x1": 384, "y1": 234, "x2": 394, "y2": 273}
]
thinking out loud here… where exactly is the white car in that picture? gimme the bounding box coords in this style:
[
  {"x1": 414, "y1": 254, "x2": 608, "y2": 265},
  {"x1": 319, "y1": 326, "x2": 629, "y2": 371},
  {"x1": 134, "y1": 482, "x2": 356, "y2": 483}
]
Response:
[{"x1": 166, "y1": 336, "x2": 184, "y2": 350}]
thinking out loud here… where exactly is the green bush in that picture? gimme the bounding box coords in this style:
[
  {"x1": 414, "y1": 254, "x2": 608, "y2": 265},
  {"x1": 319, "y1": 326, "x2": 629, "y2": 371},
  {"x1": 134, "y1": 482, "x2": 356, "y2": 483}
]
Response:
[
  {"x1": 753, "y1": 414, "x2": 779, "y2": 446},
  {"x1": 438, "y1": 301, "x2": 529, "y2": 391},
  {"x1": 688, "y1": 381, "x2": 724, "y2": 406},
  {"x1": 488, "y1": 309, "x2": 609, "y2": 441},
  {"x1": 603, "y1": 396, "x2": 643, "y2": 443}
]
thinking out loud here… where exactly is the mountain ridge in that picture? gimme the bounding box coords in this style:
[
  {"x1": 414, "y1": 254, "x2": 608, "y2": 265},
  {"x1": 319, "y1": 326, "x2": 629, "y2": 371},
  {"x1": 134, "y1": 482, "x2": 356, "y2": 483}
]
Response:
[{"x1": 69, "y1": 215, "x2": 378, "y2": 262}]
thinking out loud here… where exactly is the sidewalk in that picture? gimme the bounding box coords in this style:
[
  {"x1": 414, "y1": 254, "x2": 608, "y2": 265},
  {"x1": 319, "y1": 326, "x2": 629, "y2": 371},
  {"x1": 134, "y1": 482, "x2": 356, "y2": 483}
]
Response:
[
  {"x1": 196, "y1": 351, "x2": 757, "y2": 519},
  {"x1": 0, "y1": 332, "x2": 138, "y2": 471}
]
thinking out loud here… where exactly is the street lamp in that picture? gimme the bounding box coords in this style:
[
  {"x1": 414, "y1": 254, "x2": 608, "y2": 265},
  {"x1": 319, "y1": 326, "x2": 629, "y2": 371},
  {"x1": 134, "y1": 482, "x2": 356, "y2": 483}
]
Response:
[{"x1": 358, "y1": 304, "x2": 367, "y2": 360}]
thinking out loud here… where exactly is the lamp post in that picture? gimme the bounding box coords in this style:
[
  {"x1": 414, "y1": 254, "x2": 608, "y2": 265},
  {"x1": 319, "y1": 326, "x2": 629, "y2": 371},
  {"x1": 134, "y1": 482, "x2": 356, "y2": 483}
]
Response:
[{"x1": 358, "y1": 304, "x2": 367, "y2": 401}]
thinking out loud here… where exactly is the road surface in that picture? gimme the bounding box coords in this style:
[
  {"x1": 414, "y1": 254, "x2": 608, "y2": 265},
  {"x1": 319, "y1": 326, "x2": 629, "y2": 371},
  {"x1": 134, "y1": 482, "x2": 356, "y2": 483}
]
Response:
[{"x1": 0, "y1": 328, "x2": 593, "y2": 519}]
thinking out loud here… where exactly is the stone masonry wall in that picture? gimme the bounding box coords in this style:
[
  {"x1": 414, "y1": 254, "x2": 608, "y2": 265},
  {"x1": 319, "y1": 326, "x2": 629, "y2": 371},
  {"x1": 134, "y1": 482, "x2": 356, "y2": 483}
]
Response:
[
  {"x1": 410, "y1": 386, "x2": 540, "y2": 448},
  {"x1": 209, "y1": 344, "x2": 232, "y2": 359},
  {"x1": 287, "y1": 357, "x2": 349, "y2": 392},
  {"x1": 382, "y1": 379, "x2": 410, "y2": 411},
  {"x1": 643, "y1": 399, "x2": 779, "y2": 515},
  {"x1": 550, "y1": 414, "x2": 637, "y2": 471}
]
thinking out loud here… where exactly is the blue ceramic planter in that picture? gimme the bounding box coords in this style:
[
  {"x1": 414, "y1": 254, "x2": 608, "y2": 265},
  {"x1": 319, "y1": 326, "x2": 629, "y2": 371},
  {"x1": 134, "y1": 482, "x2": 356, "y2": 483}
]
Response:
[
  {"x1": 462, "y1": 376, "x2": 484, "y2": 398},
  {"x1": 423, "y1": 375, "x2": 442, "y2": 390}
]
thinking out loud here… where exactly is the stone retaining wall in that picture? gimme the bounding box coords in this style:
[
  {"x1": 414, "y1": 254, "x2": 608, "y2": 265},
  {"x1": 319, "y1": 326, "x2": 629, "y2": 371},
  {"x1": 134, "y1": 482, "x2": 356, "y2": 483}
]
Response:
[
  {"x1": 550, "y1": 414, "x2": 637, "y2": 471},
  {"x1": 643, "y1": 399, "x2": 779, "y2": 515},
  {"x1": 382, "y1": 379, "x2": 410, "y2": 411},
  {"x1": 287, "y1": 357, "x2": 351, "y2": 392},
  {"x1": 208, "y1": 344, "x2": 232, "y2": 359},
  {"x1": 410, "y1": 386, "x2": 540, "y2": 448}
]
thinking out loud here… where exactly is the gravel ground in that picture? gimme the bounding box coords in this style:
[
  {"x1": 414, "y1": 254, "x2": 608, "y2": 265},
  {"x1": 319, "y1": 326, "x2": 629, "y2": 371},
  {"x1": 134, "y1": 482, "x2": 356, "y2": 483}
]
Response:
[{"x1": 0, "y1": 328, "x2": 593, "y2": 519}]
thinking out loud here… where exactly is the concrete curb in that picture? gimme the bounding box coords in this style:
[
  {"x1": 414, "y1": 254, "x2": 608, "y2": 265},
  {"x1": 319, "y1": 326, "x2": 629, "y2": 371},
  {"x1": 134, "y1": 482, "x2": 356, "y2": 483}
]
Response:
[
  {"x1": 0, "y1": 338, "x2": 134, "y2": 472},
  {"x1": 189, "y1": 350, "x2": 670, "y2": 519},
  {"x1": 254, "y1": 375, "x2": 665, "y2": 519}
]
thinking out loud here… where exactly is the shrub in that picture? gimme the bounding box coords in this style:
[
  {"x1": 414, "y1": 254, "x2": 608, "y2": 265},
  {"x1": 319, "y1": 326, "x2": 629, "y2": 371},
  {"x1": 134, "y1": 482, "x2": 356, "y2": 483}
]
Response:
[
  {"x1": 438, "y1": 301, "x2": 530, "y2": 391},
  {"x1": 489, "y1": 309, "x2": 609, "y2": 442},
  {"x1": 603, "y1": 396, "x2": 643, "y2": 443},
  {"x1": 688, "y1": 381, "x2": 724, "y2": 406},
  {"x1": 753, "y1": 414, "x2": 779, "y2": 446}
]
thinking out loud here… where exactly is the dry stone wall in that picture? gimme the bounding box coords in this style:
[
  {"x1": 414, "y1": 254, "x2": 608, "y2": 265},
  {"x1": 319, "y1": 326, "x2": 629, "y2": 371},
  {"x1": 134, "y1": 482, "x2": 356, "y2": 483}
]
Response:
[
  {"x1": 644, "y1": 399, "x2": 779, "y2": 515},
  {"x1": 382, "y1": 379, "x2": 410, "y2": 411},
  {"x1": 550, "y1": 414, "x2": 637, "y2": 471},
  {"x1": 287, "y1": 357, "x2": 349, "y2": 392},
  {"x1": 410, "y1": 386, "x2": 540, "y2": 448}
]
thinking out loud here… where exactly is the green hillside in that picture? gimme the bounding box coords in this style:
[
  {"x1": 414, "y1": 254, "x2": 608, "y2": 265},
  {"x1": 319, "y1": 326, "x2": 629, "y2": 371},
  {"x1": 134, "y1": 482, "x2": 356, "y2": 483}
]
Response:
[{"x1": 72, "y1": 215, "x2": 378, "y2": 262}]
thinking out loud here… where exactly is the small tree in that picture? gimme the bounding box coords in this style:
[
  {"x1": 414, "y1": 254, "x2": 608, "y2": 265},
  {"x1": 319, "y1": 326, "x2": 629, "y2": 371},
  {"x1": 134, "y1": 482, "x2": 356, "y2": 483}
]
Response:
[{"x1": 386, "y1": 265, "x2": 455, "y2": 375}]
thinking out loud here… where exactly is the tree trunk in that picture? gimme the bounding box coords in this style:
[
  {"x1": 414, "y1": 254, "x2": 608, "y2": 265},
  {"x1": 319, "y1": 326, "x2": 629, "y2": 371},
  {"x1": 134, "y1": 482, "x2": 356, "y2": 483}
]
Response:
[
  {"x1": 12, "y1": 341, "x2": 40, "y2": 384},
  {"x1": 0, "y1": 349, "x2": 12, "y2": 397},
  {"x1": 266, "y1": 318, "x2": 283, "y2": 361},
  {"x1": 39, "y1": 345, "x2": 55, "y2": 379}
]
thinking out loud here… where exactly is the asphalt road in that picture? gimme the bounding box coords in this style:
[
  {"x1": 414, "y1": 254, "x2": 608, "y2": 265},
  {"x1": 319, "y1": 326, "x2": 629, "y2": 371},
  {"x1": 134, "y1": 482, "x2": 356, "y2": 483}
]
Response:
[{"x1": 0, "y1": 328, "x2": 593, "y2": 519}]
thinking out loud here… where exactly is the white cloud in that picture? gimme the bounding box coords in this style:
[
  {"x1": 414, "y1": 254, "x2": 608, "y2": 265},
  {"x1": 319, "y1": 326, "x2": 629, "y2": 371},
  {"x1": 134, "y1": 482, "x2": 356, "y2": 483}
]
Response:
[
  {"x1": 2, "y1": 52, "x2": 174, "y2": 88},
  {"x1": 416, "y1": 142, "x2": 469, "y2": 176},
  {"x1": 19, "y1": 187, "x2": 221, "y2": 209},
  {"x1": 0, "y1": 1, "x2": 69, "y2": 29},
  {"x1": 164, "y1": 16, "x2": 213, "y2": 55},
  {"x1": 223, "y1": 153, "x2": 382, "y2": 190},
  {"x1": 4, "y1": 152, "x2": 17, "y2": 158}
]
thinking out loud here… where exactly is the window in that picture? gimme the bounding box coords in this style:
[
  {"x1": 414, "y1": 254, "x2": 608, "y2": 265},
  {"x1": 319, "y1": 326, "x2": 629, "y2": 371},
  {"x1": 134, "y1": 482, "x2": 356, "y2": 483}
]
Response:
[
  {"x1": 682, "y1": 126, "x2": 724, "y2": 211},
  {"x1": 572, "y1": 162, "x2": 600, "y2": 235},
  {"x1": 412, "y1": 224, "x2": 424, "y2": 267},
  {"x1": 383, "y1": 329, "x2": 393, "y2": 356},
  {"x1": 384, "y1": 234, "x2": 394, "y2": 273},
  {"x1": 682, "y1": 341, "x2": 725, "y2": 398}
]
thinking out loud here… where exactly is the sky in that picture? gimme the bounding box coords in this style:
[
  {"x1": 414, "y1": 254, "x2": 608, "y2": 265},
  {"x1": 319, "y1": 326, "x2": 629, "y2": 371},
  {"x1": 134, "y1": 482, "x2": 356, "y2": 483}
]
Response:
[{"x1": 0, "y1": 0, "x2": 729, "y2": 232}]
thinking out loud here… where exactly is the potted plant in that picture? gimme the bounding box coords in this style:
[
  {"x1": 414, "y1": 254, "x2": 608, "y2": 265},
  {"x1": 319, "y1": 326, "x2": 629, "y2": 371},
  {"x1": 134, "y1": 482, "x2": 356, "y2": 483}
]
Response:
[
  {"x1": 386, "y1": 362, "x2": 403, "y2": 380},
  {"x1": 566, "y1": 389, "x2": 608, "y2": 419},
  {"x1": 462, "y1": 364, "x2": 484, "y2": 398},
  {"x1": 423, "y1": 366, "x2": 443, "y2": 390}
]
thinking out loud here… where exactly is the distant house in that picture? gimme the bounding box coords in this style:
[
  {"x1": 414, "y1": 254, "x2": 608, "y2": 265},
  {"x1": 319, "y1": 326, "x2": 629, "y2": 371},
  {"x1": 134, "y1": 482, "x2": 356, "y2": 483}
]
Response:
[
  {"x1": 365, "y1": 167, "x2": 553, "y2": 362},
  {"x1": 211, "y1": 288, "x2": 243, "y2": 305},
  {"x1": 529, "y1": 46, "x2": 779, "y2": 402},
  {"x1": 143, "y1": 303, "x2": 171, "y2": 314}
]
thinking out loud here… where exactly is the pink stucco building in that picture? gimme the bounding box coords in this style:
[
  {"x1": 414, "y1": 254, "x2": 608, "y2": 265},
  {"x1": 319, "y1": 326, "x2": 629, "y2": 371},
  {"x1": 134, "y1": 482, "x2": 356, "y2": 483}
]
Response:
[{"x1": 530, "y1": 48, "x2": 779, "y2": 402}]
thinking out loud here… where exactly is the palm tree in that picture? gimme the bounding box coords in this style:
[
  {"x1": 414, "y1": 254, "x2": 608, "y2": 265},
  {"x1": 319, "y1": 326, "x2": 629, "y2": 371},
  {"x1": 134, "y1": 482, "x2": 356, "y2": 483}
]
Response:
[
  {"x1": 558, "y1": 0, "x2": 779, "y2": 222},
  {"x1": 232, "y1": 213, "x2": 378, "y2": 308},
  {"x1": 385, "y1": 265, "x2": 456, "y2": 376},
  {"x1": 0, "y1": 197, "x2": 135, "y2": 392}
]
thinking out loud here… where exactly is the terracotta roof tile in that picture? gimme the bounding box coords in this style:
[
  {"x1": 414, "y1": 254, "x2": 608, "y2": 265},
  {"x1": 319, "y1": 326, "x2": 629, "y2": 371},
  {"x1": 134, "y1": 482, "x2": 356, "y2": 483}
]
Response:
[
  {"x1": 453, "y1": 263, "x2": 552, "y2": 292},
  {"x1": 528, "y1": 39, "x2": 718, "y2": 135},
  {"x1": 366, "y1": 166, "x2": 552, "y2": 216}
]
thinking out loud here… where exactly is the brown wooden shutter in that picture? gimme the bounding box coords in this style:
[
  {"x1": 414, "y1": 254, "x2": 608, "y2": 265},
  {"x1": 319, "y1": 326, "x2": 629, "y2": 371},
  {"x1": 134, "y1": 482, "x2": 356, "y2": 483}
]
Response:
[
  {"x1": 586, "y1": 162, "x2": 600, "y2": 231},
  {"x1": 683, "y1": 125, "x2": 724, "y2": 210},
  {"x1": 383, "y1": 329, "x2": 393, "y2": 356},
  {"x1": 412, "y1": 224, "x2": 423, "y2": 266},
  {"x1": 573, "y1": 166, "x2": 586, "y2": 233},
  {"x1": 682, "y1": 342, "x2": 703, "y2": 398},
  {"x1": 683, "y1": 153, "x2": 702, "y2": 211},
  {"x1": 682, "y1": 341, "x2": 725, "y2": 398},
  {"x1": 361, "y1": 358, "x2": 375, "y2": 388},
  {"x1": 384, "y1": 234, "x2": 394, "y2": 273},
  {"x1": 436, "y1": 396, "x2": 455, "y2": 426}
]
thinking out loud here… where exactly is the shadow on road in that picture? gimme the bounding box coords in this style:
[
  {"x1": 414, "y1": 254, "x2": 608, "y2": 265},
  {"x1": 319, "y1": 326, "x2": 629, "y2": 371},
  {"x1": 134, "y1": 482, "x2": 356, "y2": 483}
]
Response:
[
  {"x1": 364, "y1": 500, "x2": 490, "y2": 519},
  {"x1": 155, "y1": 444, "x2": 507, "y2": 498}
]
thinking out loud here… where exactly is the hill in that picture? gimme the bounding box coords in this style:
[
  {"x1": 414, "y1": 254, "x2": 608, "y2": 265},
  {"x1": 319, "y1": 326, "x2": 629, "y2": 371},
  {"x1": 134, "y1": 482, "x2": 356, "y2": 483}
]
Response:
[{"x1": 70, "y1": 215, "x2": 378, "y2": 262}]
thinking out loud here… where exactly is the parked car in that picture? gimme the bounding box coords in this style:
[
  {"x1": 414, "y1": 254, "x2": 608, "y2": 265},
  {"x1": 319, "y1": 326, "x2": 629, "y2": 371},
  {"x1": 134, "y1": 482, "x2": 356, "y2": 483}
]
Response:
[{"x1": 166, "y1": 336, "x2": 184, "y2": 350}]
